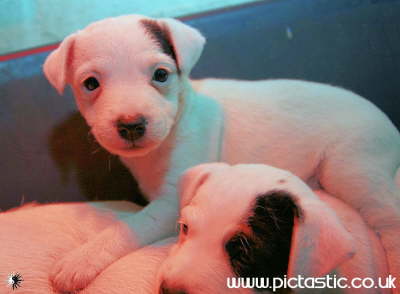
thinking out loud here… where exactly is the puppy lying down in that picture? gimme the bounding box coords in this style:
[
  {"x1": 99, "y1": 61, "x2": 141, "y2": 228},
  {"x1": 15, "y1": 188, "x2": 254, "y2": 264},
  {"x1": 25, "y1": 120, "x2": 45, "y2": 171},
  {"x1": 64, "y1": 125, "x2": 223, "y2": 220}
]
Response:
[
  {"x1": 158, "y1": 163, "x2": 390, "y2": 294},
  {"x1": 0, "y1": 164, "x2": 389, "y2": 293}
]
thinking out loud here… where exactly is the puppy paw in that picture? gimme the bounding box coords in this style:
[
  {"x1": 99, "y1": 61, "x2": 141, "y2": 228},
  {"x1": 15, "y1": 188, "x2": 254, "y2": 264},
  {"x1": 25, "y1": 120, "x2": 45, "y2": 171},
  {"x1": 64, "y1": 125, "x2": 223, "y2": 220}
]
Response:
[
  {"x1": 50, "y1": 224, "x2": 137, "y2": 292},
  {"x1": 50, "y1": 243, "x2": 104, "y2": 292}
]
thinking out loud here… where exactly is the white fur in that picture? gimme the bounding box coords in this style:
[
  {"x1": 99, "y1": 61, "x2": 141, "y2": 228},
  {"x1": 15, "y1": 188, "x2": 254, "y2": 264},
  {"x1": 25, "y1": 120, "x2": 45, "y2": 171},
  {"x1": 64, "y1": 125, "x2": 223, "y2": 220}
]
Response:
[
  {"x1": 0, "y1": 202, "x2": 173, "y2": 294},
  {"x1": 157, "y1": 163, "x2": 390, "y2": 294},
  {"x1": 43, "y1": 15, "x2": 400, "y2": 292}
]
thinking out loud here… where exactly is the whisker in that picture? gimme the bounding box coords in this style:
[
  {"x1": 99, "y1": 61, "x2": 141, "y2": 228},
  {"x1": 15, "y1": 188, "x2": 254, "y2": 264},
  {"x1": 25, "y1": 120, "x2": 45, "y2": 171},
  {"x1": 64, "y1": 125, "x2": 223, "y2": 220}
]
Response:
[
  {"x1": 91, "y1": 147, "x2": 102, "y2": 154},
  {"x1": 20, "y1": 195, "x2": 25, "y2": 206}
]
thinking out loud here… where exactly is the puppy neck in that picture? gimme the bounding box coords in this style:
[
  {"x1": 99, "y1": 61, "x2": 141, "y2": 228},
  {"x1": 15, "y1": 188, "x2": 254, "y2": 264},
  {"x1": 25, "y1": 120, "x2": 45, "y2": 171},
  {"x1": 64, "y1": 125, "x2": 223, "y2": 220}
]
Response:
[{"x1": 120, "y1": 77, "x2": 224, "y2": 200}]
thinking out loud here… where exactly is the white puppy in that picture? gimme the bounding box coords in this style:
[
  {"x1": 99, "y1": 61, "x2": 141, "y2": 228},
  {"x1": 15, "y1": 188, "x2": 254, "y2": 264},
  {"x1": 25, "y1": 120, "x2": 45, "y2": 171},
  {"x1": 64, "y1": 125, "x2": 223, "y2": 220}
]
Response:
[
  {"x1": 43, "y1": 14, "x2": 400, "y2": 292},
  {"x1": 157, "y1": 163, "x2": 391, "y2": 294}
]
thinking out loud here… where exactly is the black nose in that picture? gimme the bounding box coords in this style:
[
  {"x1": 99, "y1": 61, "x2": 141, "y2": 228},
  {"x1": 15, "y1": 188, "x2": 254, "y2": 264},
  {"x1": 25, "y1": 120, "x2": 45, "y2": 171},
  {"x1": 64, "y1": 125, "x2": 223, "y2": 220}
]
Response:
[
  {"x1": 117, "y1": 116, "x2": 147, "y2": 142},
  {"x1": 159, "y1": 281, "x2": 187, "y2": 294}
]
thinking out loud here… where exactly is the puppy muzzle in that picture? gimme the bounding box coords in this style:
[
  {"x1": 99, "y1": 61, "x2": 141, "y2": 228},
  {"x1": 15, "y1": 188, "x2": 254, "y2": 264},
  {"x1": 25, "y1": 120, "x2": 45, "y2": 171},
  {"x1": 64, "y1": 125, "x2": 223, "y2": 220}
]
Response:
[{"x1": 116, "y1": 116, "x2": 147, "y2": 142}]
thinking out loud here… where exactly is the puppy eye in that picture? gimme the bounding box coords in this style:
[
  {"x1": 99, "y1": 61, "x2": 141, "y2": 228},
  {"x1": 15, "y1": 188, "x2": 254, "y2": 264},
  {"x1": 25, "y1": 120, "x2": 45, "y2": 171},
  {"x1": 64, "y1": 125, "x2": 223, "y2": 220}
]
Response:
[
  {"x1": 178, "y1": 222, "x2": 189, "y2": 235},
  {"x1": 83, "y1": 77, "x2": 100, "y2": 91},
  {"x1": 153, "y1": 68, "x2": 169, "y2": 83}
]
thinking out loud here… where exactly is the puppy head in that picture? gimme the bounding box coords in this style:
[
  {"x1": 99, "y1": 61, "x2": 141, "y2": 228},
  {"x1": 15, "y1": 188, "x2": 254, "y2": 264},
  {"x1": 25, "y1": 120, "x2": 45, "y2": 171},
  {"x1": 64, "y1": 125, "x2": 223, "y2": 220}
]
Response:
[
  {"x1": 43, "y1": 15, "x2": 205, "y2": 157},
  {"x1": 156, "y1": 163, "x2": 355, "y2": 293}
]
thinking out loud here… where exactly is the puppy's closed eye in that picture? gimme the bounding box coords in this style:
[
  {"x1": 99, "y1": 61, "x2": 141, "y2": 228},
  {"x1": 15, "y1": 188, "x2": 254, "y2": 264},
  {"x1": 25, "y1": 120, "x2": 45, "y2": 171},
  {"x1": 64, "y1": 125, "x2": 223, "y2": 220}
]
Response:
[{"x1": 177, "y1": 222, "x2": 189, "y2": 235}]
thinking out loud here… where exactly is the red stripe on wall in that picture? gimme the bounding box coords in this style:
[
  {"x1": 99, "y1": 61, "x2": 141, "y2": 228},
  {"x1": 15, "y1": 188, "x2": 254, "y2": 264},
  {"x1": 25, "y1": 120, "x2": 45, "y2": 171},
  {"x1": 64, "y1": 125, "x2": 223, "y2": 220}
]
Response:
[{"x1": 0, "y1": 43, "x2": 60, "y2": 62}]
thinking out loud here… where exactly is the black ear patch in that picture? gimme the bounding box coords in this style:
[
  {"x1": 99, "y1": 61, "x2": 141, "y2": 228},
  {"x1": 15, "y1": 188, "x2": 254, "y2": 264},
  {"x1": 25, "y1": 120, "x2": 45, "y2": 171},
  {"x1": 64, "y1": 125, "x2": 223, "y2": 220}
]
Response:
[
  {"x1": 225, "y1": 190, "x2": 301, "y2": 291},
  {"x1": 140, "y1": 19, "x2": 178, "y2": 70}
]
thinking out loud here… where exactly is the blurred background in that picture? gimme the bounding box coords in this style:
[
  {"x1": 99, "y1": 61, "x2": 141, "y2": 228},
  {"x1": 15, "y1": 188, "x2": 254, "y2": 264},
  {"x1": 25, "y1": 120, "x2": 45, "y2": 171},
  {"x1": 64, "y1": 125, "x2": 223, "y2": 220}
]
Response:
[
  {"x1": 1, "y1": 0, "x2": 400, "y2": 210},
  {"x1": 0, "y1": 0, "x2": 259, "y2": 55}
]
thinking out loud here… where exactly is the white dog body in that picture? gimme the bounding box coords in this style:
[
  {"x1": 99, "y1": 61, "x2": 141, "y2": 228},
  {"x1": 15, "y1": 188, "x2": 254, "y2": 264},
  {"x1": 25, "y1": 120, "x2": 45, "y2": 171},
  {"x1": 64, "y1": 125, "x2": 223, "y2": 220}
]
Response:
[
  {"x1": 130, "y1": 77, "x2": 400, "y2": 192},
  {"x1": 192, "y1": 78, "x2": 396, "y2": 176},
  {"x1": 43, "y1": 15, "x2": 400, "y2": 291},
  {"x1": 158, "y1": 163, "x2": 390, "y2": 294}
]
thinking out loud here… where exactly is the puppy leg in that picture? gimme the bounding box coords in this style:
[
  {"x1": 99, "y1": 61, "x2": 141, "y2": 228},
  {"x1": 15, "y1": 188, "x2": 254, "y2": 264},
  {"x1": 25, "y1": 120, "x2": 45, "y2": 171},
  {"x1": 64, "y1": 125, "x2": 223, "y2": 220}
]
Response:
[
  {"x1": 51, "y1": 102, "x2": 223, "y2": 292},
  {"x1": 50, "y1": 195, "x2": 179, "y2": 292},
  {"x1": 320, "y1": 154, "x2": 400, "y2": 290},
  {"x1": 81, "y1": 239, "x2": 174, "y2": 294}
]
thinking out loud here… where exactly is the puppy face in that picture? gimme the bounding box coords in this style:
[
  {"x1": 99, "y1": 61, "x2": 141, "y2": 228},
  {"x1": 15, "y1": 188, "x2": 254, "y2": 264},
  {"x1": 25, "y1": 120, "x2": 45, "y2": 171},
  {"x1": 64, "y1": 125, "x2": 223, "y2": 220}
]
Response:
[
  {"x1": 70, "y1": 17, "x2": 180, "y2": 157},
  {"x1": 44, "y1": 15, "x2": 205, "y2": 157},
  {"x1": 156, "y1": 163, "x2": 355, "y2": 294}
]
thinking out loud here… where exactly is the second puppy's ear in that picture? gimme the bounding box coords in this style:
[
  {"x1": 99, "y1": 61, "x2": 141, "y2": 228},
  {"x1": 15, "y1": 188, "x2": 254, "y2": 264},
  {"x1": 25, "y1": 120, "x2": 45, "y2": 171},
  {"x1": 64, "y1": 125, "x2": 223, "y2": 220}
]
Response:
[
  {"x1": 158, "y1": 18, "x2": 205, "y2": 75},
  {"x1": 178, "y1": 163, "x2": 227, "y2": 209},
  {"x1": 287, "y1": 191, "x2": 355, "y2": 278},
  {"x1": 241, "y1": 190, "x2": 355, "y2": 283},
  {"x1": 43, "y1": 33, "x2": 77, "y2": 95}
]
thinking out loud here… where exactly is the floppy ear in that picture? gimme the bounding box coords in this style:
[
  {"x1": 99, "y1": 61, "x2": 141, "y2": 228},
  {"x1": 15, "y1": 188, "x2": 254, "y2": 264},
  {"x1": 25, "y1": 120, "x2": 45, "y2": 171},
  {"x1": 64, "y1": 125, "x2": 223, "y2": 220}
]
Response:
[
  {"x1": 245, "y1": 189, "x2": 353, "y2": 278},
  {"x1": 287, "y1": 191, "x2": 355, "y2": 278},
  {"x1": 242, "y1": 190, "x2": 355, "y2": 283},
  {"x1": 178, "y1": 163, "x2": 227, "y2": 209},
  {"x1": 43, "y1": 33, "x2": 77, "y2": 95},
  {"x1": 158, "y1": 18, "x2": 205, "y2": 75}
]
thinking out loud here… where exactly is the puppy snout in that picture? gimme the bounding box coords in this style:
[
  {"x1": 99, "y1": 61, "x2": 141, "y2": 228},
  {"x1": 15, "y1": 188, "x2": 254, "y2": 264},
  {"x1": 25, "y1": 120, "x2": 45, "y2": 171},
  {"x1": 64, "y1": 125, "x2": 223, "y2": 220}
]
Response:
[
  {"x1": 117, "y1": 116, "x2": 147, "y2": 142},
  {"x1": 159, "y1": 281, "x2": 188, "y2": 294}
]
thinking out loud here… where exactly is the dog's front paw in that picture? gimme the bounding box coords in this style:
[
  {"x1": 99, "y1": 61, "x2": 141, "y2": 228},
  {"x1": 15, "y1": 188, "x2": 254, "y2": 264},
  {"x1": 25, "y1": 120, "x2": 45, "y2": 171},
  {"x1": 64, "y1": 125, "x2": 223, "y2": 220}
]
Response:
[
  {"x1": 50, "y1": 243, "x2": 104, "y2": 292},
  {"x1": 50, "y1": 224, "x2": 137, "y2": 292}
]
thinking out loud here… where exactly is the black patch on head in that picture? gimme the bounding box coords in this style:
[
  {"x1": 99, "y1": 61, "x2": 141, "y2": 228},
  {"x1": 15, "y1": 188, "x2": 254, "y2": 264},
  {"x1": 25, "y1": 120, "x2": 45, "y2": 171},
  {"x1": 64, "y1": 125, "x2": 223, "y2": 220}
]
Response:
[
  {"x1": 225, "y1": 190, "x2": 301, "y2": 292},
  {"x1": 140, "y1": 19, "x2": 179, "y2": 71}
]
